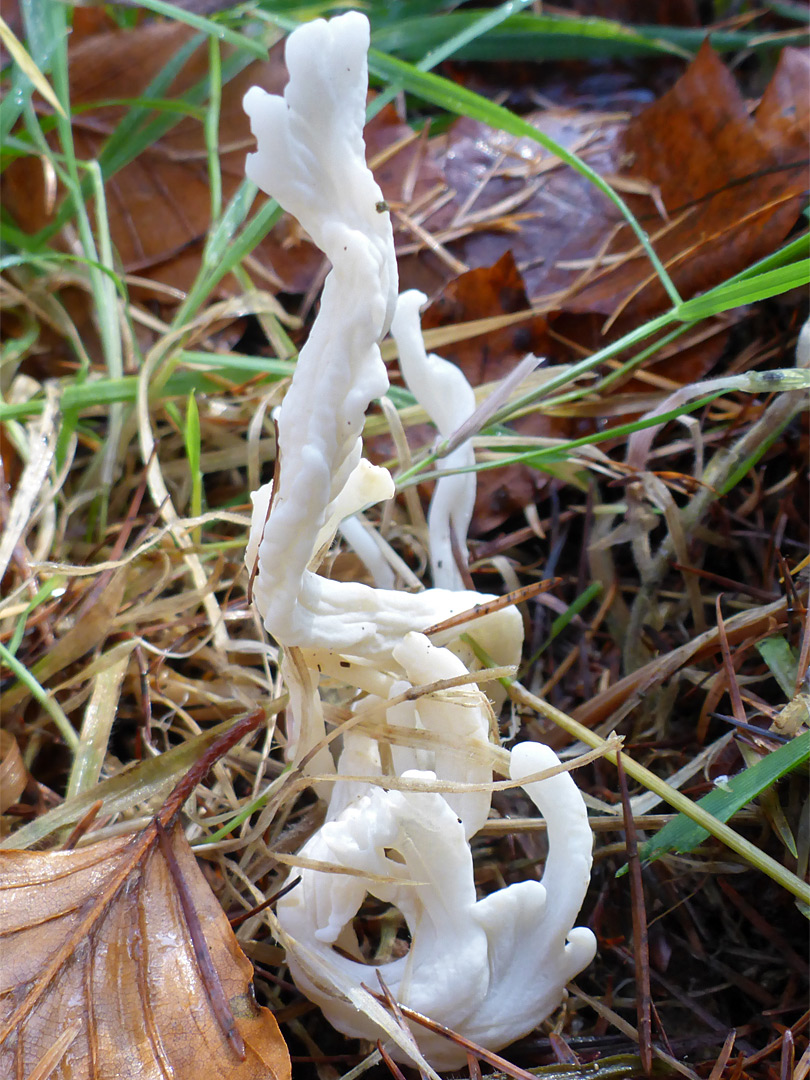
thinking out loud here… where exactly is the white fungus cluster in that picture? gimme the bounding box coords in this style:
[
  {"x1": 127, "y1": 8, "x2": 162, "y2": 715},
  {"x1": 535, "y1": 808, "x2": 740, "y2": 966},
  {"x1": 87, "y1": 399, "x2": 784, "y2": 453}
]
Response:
[{"x1": 243, "y1": 12, "x2": 596, "y2": 1069}]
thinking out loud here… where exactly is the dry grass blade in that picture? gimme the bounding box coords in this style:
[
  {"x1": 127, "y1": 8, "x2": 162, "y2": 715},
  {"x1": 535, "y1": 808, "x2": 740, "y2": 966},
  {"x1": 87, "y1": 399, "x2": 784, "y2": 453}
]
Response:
[
  {"x1": 0, "y1": 389, "x2": 61, "y2": 583},
  {"x1": 708, "y1": 1031, "x2": 737, "y2": 1080},
  {"x1": 0, "y1": 711, "x2": 290, "y2": 1079}
]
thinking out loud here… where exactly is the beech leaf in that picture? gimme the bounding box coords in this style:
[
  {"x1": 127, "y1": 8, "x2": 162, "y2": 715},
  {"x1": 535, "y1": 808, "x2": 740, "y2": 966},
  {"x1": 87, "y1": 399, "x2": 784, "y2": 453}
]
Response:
[{"x1": 0, "y1": 714, "x2": 291, "y2": 1080}]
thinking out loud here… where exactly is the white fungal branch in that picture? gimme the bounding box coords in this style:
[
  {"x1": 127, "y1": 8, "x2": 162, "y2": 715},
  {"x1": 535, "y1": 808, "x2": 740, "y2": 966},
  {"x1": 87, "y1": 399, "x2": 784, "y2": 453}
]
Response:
[
  {"x1": 243, "y1": 11, "x2": 396, "y2": 647},
  {"x1": 243, "y1": 10, "x2": 595, "y2": 1067},
  {"x1": 277, "y1": 742, "x2": 596, "y2": 1069},
  {"x1": 392, "y1": 290, "x2": 477, "y2": 590}
]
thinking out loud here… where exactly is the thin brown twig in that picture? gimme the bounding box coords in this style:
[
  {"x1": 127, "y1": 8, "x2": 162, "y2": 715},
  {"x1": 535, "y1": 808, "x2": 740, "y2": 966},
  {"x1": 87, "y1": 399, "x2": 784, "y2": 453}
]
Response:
[
  {"x1": 228, "y1": 875, "x2": 302, "y2": 930},
  {"x1": 61, "y1": 799, "x2": 103, "y2": 850},
  {"x1": 363, "y1": 986, "x2": 537, "y2": 1080},
  {"x1": 421, "y1": 578, "x2": 559, "y2": 635},
  {"x1": 616, "y1": 753, "x2": 653, "y2": 1076}
]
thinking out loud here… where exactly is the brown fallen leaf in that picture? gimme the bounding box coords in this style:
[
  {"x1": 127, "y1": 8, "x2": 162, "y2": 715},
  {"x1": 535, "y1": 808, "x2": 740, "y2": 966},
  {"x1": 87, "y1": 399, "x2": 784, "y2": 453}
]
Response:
[
  {"x1": 0, "y1": 711, "x2": 290, "y2": 1080},
  {"x1": 396, "y1": 105, "x2": 627, "y2": 306},
  {"x1": 399, "y1": 45, "x2": 808, "y2": 324},
  {"x1": 572, "y1": 42, "x2": 810, "y2": 320}
]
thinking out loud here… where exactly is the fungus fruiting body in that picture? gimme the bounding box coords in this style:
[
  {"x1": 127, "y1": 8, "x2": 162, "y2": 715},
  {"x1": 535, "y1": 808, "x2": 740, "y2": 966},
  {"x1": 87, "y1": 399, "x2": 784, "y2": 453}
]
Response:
[
  {"x1": 243, "y1": 10, "x2": 595, "y2": 1066},
  {"x1": 276, "y1": 742, "x2": 596, "y2": 1069}
]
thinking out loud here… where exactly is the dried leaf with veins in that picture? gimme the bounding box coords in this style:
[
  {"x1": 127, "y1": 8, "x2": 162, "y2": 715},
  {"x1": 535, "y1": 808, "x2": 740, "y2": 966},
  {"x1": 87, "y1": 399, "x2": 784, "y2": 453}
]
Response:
[{"x1": 0, "y1": 725, "x2": 290, "y2": 1080}]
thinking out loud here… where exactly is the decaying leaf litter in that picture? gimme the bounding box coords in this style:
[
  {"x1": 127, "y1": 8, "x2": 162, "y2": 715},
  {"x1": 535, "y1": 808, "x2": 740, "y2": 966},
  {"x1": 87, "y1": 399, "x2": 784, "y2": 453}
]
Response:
[{"x1": 1, "y1": 2, "x2": 808, "y2": 1078}]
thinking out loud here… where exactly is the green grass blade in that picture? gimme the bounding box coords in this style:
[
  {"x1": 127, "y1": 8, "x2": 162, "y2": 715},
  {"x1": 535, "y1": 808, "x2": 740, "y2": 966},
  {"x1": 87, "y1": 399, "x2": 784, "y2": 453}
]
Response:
[
  {"x1": 367, "y1": 0, "x2": 539, "y2": 120},
  {"x1": 628, "y1": 730, "x2": 810, "y2": 871},
  {"x1": 757, "y1": 637, "x2": 800, "y2": 699},
  {"x1": 397, "y1": 389, "x2": 723, "y2": 490},
  {"x1": 205, "y1": 36, "x2": 223, "y2": 223},
  {"x1": 766, "y1": 1, "x2": 810, "y2": 22},
  {"x1": 121, "y1": 0, "x2": 267, "y2": 57},
  {"x1": 172, "y1": 193, "x2": 282, "y2": 326},
  {"x1": 0, "y1": 13, "x2": 65, "y2": 118},
  {"x1": 185, "y1": 391, "x2": 203, "y2": 543},
  {"x1": 373, "y1": 12, "x2": 694, "y2": 62},
  {"x1": 0, "y1": 351, "x2": 298, "y2": 422},
  {"x1": 6, "y1": 576, "x2": 66, "y2": 658},
  {"x1": 675, "y1": 260, "x2": 810, "y2": 321},
  {"x1": 0, "y1": 640, "x2": 79, "y2": 752}
]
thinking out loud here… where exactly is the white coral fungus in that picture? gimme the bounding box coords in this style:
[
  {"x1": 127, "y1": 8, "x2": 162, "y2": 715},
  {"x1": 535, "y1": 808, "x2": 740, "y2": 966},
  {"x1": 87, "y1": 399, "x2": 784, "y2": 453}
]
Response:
[
  {"x1": 277, "y1": 742, "x2": 596, "y2": 1069},
  {"x1": 243, "y1": 10, "x2": 595, "y2": 1067}
]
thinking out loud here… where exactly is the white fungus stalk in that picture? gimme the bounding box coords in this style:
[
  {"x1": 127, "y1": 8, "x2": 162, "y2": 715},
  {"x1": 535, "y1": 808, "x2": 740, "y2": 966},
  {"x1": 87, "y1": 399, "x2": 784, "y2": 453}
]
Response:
[
  {"x1": 243, "y1": 11, "x2": 397, "y2": 648},
  {"x1": 243, "y1": 12, "x2": 518, "y2": 667},
  {"x1": 391, "y1": 290, "x2": 477, "y2": 590},
  {"x1": 243, "y1": 10, "x2": 595, "y2": 1067}
]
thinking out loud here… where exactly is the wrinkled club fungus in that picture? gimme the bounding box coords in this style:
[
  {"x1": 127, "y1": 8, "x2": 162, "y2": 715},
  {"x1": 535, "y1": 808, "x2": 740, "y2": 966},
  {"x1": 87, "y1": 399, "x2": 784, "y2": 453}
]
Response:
[{"x1": 243, "y1": 10, "x2": 595, "y2": 1068}]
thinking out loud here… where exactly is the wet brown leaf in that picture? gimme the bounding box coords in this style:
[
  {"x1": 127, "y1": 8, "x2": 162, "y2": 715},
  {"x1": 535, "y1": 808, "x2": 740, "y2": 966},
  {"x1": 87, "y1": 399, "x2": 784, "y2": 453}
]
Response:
[
  {"x1": 399, "y1": 45, "x2": 809, "y2": 324},
  {"x1": 0, "y1": 819, "x2": 290, "y2": 1078},
  {"x1": 396, "y1": 106, "x2": 627, "y2": 306},
  {"x1": 572, "y1": 42, "x2": 810, "y2": 318}
]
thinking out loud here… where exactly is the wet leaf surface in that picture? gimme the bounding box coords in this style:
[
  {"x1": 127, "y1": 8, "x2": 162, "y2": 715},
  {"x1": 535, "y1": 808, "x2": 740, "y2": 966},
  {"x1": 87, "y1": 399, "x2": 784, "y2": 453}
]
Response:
[
  {"x1": 571, "y1": 43, "x2": 810, "y2": 318},
  {"x1": 396, "y1": 106, "x2": 628, "y2": 306},
  {"x1": 0, "y1": 820, "x2": 290, "y2": 1079},
  {"x1": 398, "y1": 44, "x2": 809, "y2": 324}
]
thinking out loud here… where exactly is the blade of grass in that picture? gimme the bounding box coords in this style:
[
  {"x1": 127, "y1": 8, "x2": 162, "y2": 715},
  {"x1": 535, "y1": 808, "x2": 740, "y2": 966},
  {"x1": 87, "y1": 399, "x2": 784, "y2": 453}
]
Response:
[
  {"x1": 119, "y1": 0, "x2": 267, "y2": 58},
  {"x1": 171, "y1": 192, "x2": 282, "y2": 326},
  {"x1": 205, "y1": 36, "x2": 223, "y2": 223},
  {"x1": 757, "y1": 637, "x2": 800, "y2": 699},
  {"x1": 0, "y1": 351, "x2": 297, "y2": 422},
  {"x1": 0, "y1": 13, "x2": 65, "y2": 118},
  {"x1": 5, "y1": 576, "x2": 66, "y2": 659},
  {"x1": 397, "y1": 391, "x2": 726, "y2": 490},
  {"x1": 372, "y1": 11, "x2": 694, "y2": 63},
  {"x1": 625, "y1": 731, "x2": 810, "y2": 871},
  {"x1": 365, "y1": 0, "x2": 540, "y2": 121},
  {"x1": 674, "y1": 260, "x2": 810, "y2": 321},
  {"x1": 66, "y1": 650, "x2": 130, "y2": 798},
  {"x1": 0, "y1": 641, "x2": 79, "y2": 753},
  {"x1": 185, "y1": 392, "x2": 203, "y2": 545}
]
